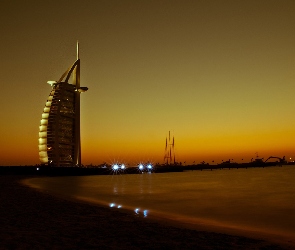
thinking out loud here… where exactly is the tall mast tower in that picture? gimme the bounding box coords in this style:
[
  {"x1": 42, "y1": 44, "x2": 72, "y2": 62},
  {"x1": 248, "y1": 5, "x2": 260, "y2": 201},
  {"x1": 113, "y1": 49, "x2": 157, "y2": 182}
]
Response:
[{"x1": 164, "y1": 131, "x2": 175, "y2": 165}]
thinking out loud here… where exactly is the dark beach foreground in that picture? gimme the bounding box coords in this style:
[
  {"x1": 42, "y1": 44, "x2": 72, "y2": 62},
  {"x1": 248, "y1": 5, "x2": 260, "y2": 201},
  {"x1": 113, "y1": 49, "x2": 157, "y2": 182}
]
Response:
[{"x1": 0, "y1": 176, "x2": 291, "y2": 250}]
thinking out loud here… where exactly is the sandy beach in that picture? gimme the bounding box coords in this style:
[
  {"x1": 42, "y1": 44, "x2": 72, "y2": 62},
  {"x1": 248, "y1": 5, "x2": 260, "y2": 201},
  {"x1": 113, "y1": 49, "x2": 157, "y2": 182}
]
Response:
[{"x1": 0, "y1": 175, "x2": 291, "y2": 249}]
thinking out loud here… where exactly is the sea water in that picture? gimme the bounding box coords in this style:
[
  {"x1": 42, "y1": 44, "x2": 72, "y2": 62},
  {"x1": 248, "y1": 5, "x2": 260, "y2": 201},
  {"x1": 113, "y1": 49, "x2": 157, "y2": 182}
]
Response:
[{"x1": 27, "y1": 165, "x2": 295, "y2": 240}]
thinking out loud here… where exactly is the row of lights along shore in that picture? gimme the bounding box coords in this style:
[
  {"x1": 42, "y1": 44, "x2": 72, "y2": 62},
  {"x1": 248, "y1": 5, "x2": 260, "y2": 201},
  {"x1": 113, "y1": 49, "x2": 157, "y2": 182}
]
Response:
[
  {"x1": 111, "y1": 163, "x2": 154, "y2": 173},
  {"x1": 109, "y1": 203, "x2": 148, "y2": 217}
]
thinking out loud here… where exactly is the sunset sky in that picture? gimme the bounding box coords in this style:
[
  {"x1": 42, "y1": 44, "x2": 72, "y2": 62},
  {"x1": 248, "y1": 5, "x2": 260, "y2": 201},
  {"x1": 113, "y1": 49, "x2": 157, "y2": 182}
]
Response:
[{"x1": 0, "y1": 0, "x2": 294, "y2": 166}]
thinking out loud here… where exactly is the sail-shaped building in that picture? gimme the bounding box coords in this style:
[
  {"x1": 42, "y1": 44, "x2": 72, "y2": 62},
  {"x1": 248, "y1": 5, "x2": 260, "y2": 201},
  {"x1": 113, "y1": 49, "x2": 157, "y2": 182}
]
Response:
[{"x1": 38, "y1": 43, "x2": 88, "y2": 167}]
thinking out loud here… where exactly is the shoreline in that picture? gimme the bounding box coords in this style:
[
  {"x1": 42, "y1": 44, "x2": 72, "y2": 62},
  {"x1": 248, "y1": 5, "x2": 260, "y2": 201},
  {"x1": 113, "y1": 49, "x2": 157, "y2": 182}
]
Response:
[
  {"x1": 0, "y1": 175, "x2": 292, "y2": 249},
  {"x1": 0, "y1": 163, "x2": 291, "y2": 177}
]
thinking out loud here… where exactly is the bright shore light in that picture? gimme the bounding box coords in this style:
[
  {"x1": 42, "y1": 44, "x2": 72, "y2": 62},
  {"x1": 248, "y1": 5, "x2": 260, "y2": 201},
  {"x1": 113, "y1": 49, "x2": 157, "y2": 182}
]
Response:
[{"x1": 112, "y1": 164, "x2": 119, "y2": 170}]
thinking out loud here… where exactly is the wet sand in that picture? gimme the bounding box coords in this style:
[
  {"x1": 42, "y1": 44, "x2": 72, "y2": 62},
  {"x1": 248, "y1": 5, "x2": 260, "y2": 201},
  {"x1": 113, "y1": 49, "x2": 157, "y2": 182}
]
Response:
[{"x1": 0, "y1": 175, "x2": 291, "y2": 249}]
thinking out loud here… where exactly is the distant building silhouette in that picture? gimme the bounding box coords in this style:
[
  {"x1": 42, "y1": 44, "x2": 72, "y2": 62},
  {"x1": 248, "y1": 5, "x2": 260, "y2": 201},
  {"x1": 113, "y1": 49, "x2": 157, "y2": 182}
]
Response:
[{"x1": 38, "y1": 42, "x2": 88, "y2": 167}]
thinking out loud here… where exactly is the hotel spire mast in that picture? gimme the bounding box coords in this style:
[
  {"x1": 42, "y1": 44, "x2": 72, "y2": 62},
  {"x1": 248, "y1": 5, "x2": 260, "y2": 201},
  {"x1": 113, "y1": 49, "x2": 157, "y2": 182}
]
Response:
[{"x1": 74, "y1": 40, "x2": 81, "y2": 166}]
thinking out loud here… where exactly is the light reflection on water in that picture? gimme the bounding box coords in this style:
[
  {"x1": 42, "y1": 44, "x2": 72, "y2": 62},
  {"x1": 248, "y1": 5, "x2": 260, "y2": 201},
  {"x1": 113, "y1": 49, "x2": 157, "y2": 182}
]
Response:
[{"x1": 27, "y1": 165, "x2": 295, "y2": 238}]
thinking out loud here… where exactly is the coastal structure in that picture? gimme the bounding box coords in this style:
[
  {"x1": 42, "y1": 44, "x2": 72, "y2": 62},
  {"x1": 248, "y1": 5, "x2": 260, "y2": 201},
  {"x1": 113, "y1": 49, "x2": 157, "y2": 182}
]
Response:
[{"x1": 38, "y1": 42, "x2": 88, "y2": 167}]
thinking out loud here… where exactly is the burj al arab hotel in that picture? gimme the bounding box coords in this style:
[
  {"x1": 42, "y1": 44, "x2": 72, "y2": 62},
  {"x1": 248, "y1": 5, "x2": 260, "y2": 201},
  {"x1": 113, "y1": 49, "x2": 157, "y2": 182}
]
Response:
[{"x1": 38, "y1": 43, "x2": 88, "y2": 167}]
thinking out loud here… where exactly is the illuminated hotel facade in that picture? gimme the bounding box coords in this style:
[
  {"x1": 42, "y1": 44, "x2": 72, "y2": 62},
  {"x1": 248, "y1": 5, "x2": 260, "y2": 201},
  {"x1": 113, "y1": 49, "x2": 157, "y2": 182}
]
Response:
[{"x1": 38, "y1": 43, "x2": 88, "y2": 167}]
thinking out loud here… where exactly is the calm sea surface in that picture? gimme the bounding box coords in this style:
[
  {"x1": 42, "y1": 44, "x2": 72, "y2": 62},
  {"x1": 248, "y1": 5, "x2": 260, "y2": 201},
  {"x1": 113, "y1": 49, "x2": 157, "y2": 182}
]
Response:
[{"x1": 27, "y1": 165, "x2": 295, "y2": 239}]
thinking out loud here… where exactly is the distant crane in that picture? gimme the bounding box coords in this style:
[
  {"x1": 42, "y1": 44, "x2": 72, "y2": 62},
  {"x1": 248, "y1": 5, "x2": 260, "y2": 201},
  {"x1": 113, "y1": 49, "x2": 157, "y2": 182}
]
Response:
[{"x1": 164, "y1": 131, "x2": 175, "y2": 165}]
